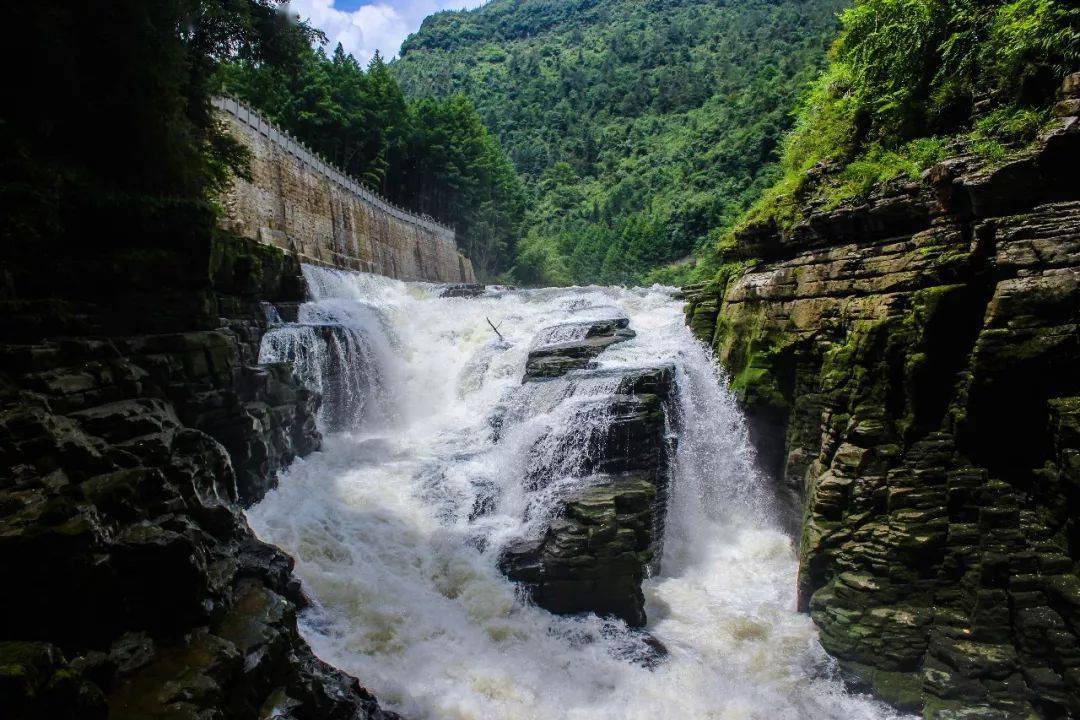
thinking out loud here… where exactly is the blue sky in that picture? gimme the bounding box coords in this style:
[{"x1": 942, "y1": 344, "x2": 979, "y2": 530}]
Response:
[{"x1": 285, "y1": 0, "x2": 487, "y2": 65}]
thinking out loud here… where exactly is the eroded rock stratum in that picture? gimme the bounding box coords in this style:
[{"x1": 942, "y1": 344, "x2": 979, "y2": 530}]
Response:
[
  {"x1": 683, "y1": 82, "x2": 1080, "y2": 717},
  {"x1": 0, "y1": 233, "x2": 397, "y2": 719}
]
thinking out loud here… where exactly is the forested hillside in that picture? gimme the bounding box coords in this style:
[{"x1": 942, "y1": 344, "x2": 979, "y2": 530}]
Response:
[{"x1": 393, "y1": 0, "x2": 846, "y2": 285}]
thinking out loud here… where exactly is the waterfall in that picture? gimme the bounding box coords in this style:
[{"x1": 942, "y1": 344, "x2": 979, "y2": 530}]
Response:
[
  {"x1": 247, "y1": 267, "x2": 910, "y2": 720},
  {"x1": 259, "y1": 269, "x2": 399, "y2": 431}
]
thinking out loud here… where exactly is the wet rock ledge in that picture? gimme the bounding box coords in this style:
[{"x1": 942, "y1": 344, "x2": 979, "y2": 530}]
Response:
[
  {"x1": 0, "y1": 232, "x2": 396, "y2": 719},
  {"x1": 523, "y1": 318, "x2": 637, "y2": 380},
  {"x1": 502, "y1": 319, "x2": 673, "y2": 627}
]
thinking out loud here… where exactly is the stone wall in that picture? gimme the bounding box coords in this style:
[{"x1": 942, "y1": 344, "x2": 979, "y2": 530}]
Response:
[
  {"x1": 214, "y1": 96, "x2": 476, "y2": 284},
  {"x1": 683, "y1": 81, "x2": 1080, "y2": 718}
]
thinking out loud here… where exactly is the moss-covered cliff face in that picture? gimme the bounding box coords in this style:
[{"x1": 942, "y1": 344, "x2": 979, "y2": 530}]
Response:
[
  {"x1": 0, "y1": 227, "x2": 396, "y2": 719},
  {"x1": 684, "y1": 81, "x2": 1080, "y2": 717}
]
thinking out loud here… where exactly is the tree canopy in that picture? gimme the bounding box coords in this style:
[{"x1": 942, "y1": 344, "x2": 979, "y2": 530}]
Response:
[
  {"x1": 3, "y1": 1, "x2": 316, "y2": 205},
  {"x1": 0, "y1": 1, "x2": 331, "y2": 301}
]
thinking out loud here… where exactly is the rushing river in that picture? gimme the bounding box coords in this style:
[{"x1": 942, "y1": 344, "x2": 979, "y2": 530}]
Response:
[{"x1": 248, "y1": 266, "x2": 905, "y2": 720}]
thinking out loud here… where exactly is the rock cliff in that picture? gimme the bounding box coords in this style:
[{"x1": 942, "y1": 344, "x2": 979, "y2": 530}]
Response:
[
  {"x1": 683, "y1": 79, "x2": 1080, "y2": 717},
  {"x1": 0, "y1": 227, "x2": 396, "y2": 719}
]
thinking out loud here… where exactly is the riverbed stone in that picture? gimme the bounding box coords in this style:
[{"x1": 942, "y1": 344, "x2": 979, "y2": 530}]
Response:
[
  {"x1": 502, "y1": 473, "x2": 659, "y2": 627},
  {"x1": 440, "y1": 283, "x2": 485, "y2": 298},
  {"x1": 524, "y1": 318, "x2": 637, "y2": 380},
  {"x1": 503, "y1": 340, "x2": 674, "y2": 627}
]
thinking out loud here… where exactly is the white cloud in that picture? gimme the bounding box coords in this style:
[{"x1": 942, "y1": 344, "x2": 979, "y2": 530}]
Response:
[{"x1": 284, "y1": 0, "x2": 486, "y2": 66}]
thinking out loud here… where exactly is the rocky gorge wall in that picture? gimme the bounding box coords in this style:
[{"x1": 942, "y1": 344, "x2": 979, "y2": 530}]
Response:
[
  {"x1": 214, "y1": 96, "x2": 475, "y2": 284},
  {"x1": 0, "y1": 228, "x2": 397, "y2": 719},
  {"x1": 683, "y1": 79, "x2": 1080, "y2": 718}
]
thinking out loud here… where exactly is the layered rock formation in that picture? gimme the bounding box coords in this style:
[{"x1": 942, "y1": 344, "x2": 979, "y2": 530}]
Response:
[
  {"x1": 523, "y1": 319, "x2": 638, "y2": 380},
  {"x1": 683, "y1": 81, "x2": 1080, "y2": 717},
  {"x1": 0, "y1": 232, "x2": 395, "y2": 719},
  {"x1": 501, "y1": 321, "x2": 673, "y2": 627}
]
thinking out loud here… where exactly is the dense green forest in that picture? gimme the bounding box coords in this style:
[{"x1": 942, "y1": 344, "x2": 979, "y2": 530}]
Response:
[
  {"x1": 1, "y1": 1, "x2": 316, "y2": 253},
  {"x1": 13, "y1": 0, "x2": 1072, "y2": 290},
  {"x1": 724, "y1": 0, "x2": 1080, "y2": 254},
  {"x1": 219, "y1": 47, "x2": 527, "y2": 277},
  {"x1": 393, "y1": 0, "x2": 847, "y2": 285}
]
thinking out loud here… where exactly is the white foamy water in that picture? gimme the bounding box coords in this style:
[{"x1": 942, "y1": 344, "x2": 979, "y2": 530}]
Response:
[{"x1": 249, "y1": 266, "x2": 908, "y2": 720}]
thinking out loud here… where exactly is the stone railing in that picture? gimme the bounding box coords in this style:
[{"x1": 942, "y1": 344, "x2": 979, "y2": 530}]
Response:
[{"x1": 213, "y1": 95, "x2": 475, "y2": 283}]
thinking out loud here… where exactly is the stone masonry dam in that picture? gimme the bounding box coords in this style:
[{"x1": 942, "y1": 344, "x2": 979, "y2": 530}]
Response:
[{"x1": 214, "y1": 96, "x2": 476, "y2": 284}]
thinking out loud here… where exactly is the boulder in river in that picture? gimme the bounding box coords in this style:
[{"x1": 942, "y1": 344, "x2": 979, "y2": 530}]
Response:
[
  {"x1": 503, "y1": 362, "x2": 674, "y2": 627},
  {"x1": 524, "y1": 318, "x2": 636, "y2": 380},
  {"x1": 440, "y1": 283, "x2": 485, "y2": 298},
  {"x1": 501, "y1": 472, "x2": 659, "y2": 627}
]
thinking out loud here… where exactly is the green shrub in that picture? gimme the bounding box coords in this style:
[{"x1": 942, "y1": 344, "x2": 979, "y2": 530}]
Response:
[
  {"x1": 972, "y1": 107, "x2": 1051, "y2": 146},
  {"x1": 717, "y1": 0, "x2": 1078, "y2": 240}
]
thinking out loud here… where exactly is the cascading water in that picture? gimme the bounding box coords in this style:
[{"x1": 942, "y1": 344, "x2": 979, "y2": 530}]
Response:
[
  {"x1": 259, "y1": 275, "x2": 398, "y2": 431},
  {"x1": 249, "y1": 265, "x2": 910, "y2": 720}
]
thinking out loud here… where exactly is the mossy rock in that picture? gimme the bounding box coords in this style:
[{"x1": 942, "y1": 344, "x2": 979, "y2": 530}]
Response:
[{"x1": 841, "y1": 660, "x2": 925, "y2": 714}]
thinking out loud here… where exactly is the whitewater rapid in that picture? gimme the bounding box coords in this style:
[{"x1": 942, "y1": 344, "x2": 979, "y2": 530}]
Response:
[{"x1": 248, "y1": 266, "x2": 906, "y2": 720}]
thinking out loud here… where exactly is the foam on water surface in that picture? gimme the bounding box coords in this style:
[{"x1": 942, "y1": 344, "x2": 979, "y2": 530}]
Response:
[{"x1": 249, "y1": 266, "x2": 911, "y2": 720}]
